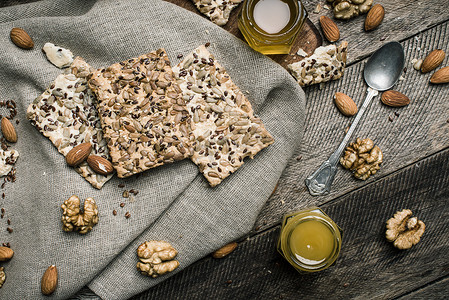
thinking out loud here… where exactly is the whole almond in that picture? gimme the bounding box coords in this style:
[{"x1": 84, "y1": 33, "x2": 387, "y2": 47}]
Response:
[
  {"x1": 0, "y1": 247, "x2": 14, "y2": 262},
  {"x1": 66, "y1": 143, "x2": 92, "y2": 166},
  {"x1": 430, "y1": 66, "x2": 449, "y2": 84},
  {"x1": 1, "y1": 117, "x2": 17, "y2": 143},
  {"x1": 41, "y1": 265, "x2": 58, "y2": 295},
  {"x1": 10, "y1": 27, "x2": 34, "y2": 49},
  {"x1": 87, "y1": 155, "x2": 114, "y2": 175},
  {"x1": 365, "y1": 4, "x2": 385, "y2": 31},
  {"x1": 212, "y1": 242, "x2": 238, "y2": 259},
  {"x1": 421, "y1": 49, "x2": 445, "y2": 73},
  {"x1": 320, "y1": 16, "x2": 340, "y2": 42},
  {"x1": 334, "y1": 92, "x2": 358, "y2": 116},
  {"x1": 381, "y1": 90, "x2": 410, "y2": 107}
]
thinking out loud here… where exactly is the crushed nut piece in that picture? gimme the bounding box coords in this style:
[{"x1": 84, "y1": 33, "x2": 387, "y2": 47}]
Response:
[
  {"x1": 61, "y1": 195, "x2": 99, "y2": 234},
  {"x1": 340, "y1": 138, "x2": 382, "y2": 180},
  {"x1": 0, "y1": 267, "x2": 5, "y2": 288},
  {"x1": 42, "y1": 43, "x2": 73, "y2": 68},
  {"x1": 386, "y1": 209, "x2": 425, "y2": 250},
  {"x1": 136, "y1": 240, "x2": 179, "y2": 278},
  {"x1": 327, "y1": 0, "x2": 373, "y2": 20}
]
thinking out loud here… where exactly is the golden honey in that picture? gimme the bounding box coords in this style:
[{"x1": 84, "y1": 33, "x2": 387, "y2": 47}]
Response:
[
  {"x1": 277, "y1": 207, "x2": 342, "y2": 272},
  {"x1": 238, "y1": 0, "x2": 307, "y2": 54}
]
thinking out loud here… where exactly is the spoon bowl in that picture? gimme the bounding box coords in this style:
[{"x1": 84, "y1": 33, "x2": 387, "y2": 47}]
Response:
[{"x1": 364, "y1": 41, "x2": 405, "y2": 91}]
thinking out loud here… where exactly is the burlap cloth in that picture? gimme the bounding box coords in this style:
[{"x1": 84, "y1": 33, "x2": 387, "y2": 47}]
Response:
[{"x1": 0, "y1": 0, "x2": 305, "y2": 298}]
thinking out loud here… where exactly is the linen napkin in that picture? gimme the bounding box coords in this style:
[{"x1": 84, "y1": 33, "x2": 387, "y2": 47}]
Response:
[{"x1": 0, "y1": 0, "x2": 305, "y2": 299}]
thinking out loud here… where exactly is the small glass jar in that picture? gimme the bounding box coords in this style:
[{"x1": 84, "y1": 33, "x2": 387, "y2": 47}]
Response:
[
  {"x1": 238, "y1": 0, "x2": 307, "y2": 55},
  {"x1": 277, "y1": 207, "x2": 342, "y2": 272}
]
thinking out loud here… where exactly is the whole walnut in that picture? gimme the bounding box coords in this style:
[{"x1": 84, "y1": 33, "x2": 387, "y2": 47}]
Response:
[
  {"x1": 61, "y1": 195, "x2": 99, "y2": 234},
  {"x1": 136, "y1": 240, "x2": 179, "y2": 278},
  {"x1": 386, "y1": 209, "x2": 425, "y2": 250},
  {"x1": 340, "y1": 138, "x2": 382, "y2": 180},
  {"x1": 327, "y1": 0, "x2": 373, "y2": 20}
]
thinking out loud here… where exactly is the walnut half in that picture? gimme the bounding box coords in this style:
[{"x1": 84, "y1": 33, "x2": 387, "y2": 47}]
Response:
[
  {"x1": 61, "y1": 195, "x2": 99, "y2": 234},
  {"x1": 340, "y1": 138, "x2": 382, "y2": 180},
  {"x1": 136, "y1": 240, "x2": 179, "y2": 278},
  {"x1": 327, "y1": 0, "x2": 373, "y2": 20},
  {"x1": 386, "y1": 209, "x2": 426, "y2": 250}
]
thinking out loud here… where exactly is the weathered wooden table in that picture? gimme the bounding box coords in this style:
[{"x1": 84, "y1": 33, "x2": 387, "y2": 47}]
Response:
[{"x1": 3, "y1": 0, "x2": 449, "y2": 299}]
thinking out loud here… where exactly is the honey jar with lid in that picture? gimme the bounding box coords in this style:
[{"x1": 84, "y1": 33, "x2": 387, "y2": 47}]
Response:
[
  {"x1": 277, "y1": 207, "x2": 343, "y2": 272},
  {"x1": 238, "y1": 0, "x2": 307, "y2": 55}
]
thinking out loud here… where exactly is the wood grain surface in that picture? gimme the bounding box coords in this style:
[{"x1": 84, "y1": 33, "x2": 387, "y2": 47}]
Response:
[
  {"x1": 165, "y1": 0, "x2": 323, "y2": 68},
  {"x1": 134, "y1": 148, "x2": 449, "y2": 299}
]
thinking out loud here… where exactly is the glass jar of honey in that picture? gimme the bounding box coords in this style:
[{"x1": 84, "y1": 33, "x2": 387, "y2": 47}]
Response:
[
  {"x1": 277, "y1": 207, "x2": 342, "y2": 272},
  {"x1": 238, "y1": 0, "x2": 307, "y2": 55}
]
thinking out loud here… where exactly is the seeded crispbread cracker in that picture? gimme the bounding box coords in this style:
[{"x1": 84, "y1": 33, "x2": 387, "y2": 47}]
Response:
[
  {"x1": 173, "y1": 45, "x2": 274, "y2": 187},
  {"x1": 88, "y1": 49, "x2": 193, "y2": 178},
  {"x1": 192, "y1": 0, "x2": 243, "y2": 26},
  {"x1": 27, "y1": 57, "x2": 113, "y2": 189},
  {"x1": 288, "y1": 41, "x2": 348, "y2": 86},
  {"x1": 0, "y1": 149, "x2": 19, "y2": 177}
]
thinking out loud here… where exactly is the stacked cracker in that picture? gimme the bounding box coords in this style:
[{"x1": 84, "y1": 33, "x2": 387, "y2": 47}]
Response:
[
  {"x1": 27, "y1": 57, "x2": 113, "y2": 189},
  {"x1": 30, "y1": 46, "x2": 273, "y2": 187},
  {"x1": 173, "y1": 45, "x2": 274, "y2": 186},
  {"x1": 88, "y1": 49, "x2": 193, "y2": 178}
]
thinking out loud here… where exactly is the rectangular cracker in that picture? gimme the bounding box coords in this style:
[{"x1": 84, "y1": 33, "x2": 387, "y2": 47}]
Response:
[
  {"x1": 192, "y1": 0, "x2": 243, "y2": 26},
  {"x1": 88, "y1": 49, "x2": 193, "y2": 178},
  {"x1": 173, "y1": 45, "x2": 274, "y2": 187},
  {"x1": 288, "y1": 41, "x2": 348, "y2": 86},
  {"x1": 27, "y1": 57, "x2": 113, "y2": 189}
]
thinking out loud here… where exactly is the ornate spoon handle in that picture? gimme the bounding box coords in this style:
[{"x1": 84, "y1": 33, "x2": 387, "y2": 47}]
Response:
[{"x1": 305, "y1": 87, "x2": 378, "y2": 196}]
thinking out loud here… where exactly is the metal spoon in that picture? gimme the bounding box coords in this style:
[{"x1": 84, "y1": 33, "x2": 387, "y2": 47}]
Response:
[{"x1": 305, "y1": 41, "x2": 405, "y2": 196}]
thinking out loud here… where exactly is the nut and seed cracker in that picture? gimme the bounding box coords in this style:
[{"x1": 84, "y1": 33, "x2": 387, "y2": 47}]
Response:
[
  {"x1": 192, "y1": 0, "x2": 243, "y2": 26},
  {"x1": 173, "y1": 45, "x2": 274, "y2": 187},
  {"x1": 288, "y1": 41, "x2": 348, "y2": 86},
  {"x1": 88, "y1": 49, "x2": 193, "y2": 178},
  {"x1": 0, "y1": 149, "x2": 19, "y2": 177},
  {"x1": 27, "y1": 57, "x2": 113, "y2": 189}
]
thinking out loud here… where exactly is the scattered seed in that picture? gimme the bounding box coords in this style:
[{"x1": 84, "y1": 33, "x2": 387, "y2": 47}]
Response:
[
  {"x1": 389, "y1": 115, "x2": 394, "y2": 122},
  {"x1": 394, "y1": 111, "x2": 400, "y2": 117},
  {"x1": 113, "y1": 210, "x2": 117, "y2": 216},
  {"x1": 125, "y1": 212, "x2": 131, "y2": 218},
  {"x1": 226, "y1": 280, "x2": 232, "y2": 284},
  {"x1": 7, "y1": 219, "x2": 11, "y2": 225},
  {"x1": 120, "y1": 202, "x2": 125, "y2": 208},
  {"x1": 343, "y1": 283, "x2": 349, "y2": 287},
  {"x1": 122, "y1": 190, "x2": 129, "y2": 198},
  {"x1": 296, "y1": 155, "x2": 302, "y2": 161},
  {"x1": 118, "y1": 183, "x2": 125, "y2": 188},
  {"x1": 6, "y1": 227, "x2": 13, "y2": 233},
  {"x1": 177, "y1": 54, "x2": 183, "y2": 59}
]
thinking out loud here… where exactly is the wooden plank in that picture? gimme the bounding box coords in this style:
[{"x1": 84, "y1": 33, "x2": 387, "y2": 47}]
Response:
[
  {"x1": 253, "y1": 19, "x2": 449, "y2": 232},
  {"x1": 165, "y1": 0, "x2": 323, "y2": 68},
  {"x1": 131, "y1": 147, "x2": 449, "y2": 300},
  {"x1": 396, "y1": 276, "x2": 449, "y2": 299},
  {"x1": 166, "y1": 0, "x2": 449, "y2": 64}
]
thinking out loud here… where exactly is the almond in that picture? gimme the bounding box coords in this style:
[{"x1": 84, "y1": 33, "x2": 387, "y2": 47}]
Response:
[
  {"x1": 66, "y1": 142, "x2": 92, "y2": 166},
  {"x1": 319, "y1": 16, "x2": 340, "y2": 42},
  {"x1": 430, "y1": 66, "x2": 449, "y2": 84},
  {"x1": 421, "y1": 49, "x2": 445, "y2": 73},
  {"x1": 212, "y1": 242, "x2": 238, "y2": 259},
  {"x1": 365, "y1": 4, "x2": 385, "y2": 31},
  {"x1": 0, "y1": 247, "x2": 14, "y2": 262},
  {"x1": 41, "y1": 265, "x2": 58, "y2": 295},
  {"x1": 1, "y1": 117, "x2": 17, "y2": 143},
  {"x1": 87, "y1": 155, "x2": 114, "y2": 175},
  {"x1": 10, "y1": 27, "x2": 34, "y2": 49},
  {"x1": 381, "y1": 90, "x2": 410, "y2": 107},
  {"x1": 334, "y1": 92, "x2": 358, "y2": 116}
]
